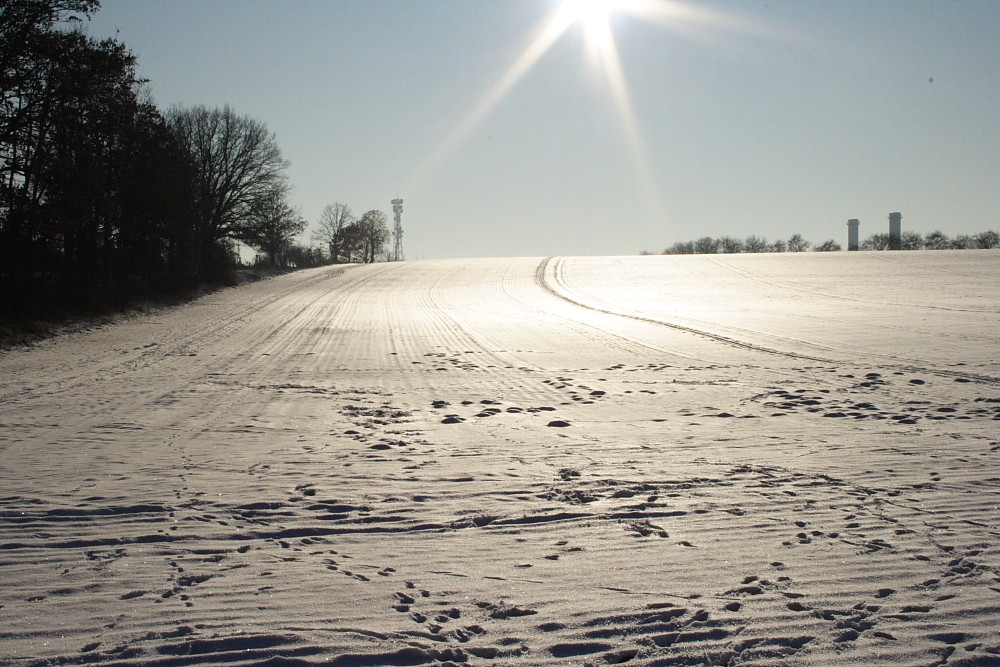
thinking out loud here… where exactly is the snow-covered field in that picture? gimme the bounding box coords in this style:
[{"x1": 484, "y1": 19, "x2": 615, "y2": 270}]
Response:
[{"x1": 2, "y1": 251, "x2": 998, "y2": 666}]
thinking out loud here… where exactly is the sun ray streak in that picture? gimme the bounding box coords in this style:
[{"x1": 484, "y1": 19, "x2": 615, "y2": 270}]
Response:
[
  {"x1": 402, "y1": 0, "x2": 770, "y2": 223},
  {"x1": 594, "y1": 21, "x2": 665, "y2": 225},
  {"x1": 401, "y1": 10, "x2": 576, "y2": 193}
]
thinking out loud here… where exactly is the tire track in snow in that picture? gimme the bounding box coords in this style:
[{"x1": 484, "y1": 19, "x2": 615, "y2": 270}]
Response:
[
  {"x1": 537, "y1": 257, "x2": 1000, "y2": 385},
  {"x1": 495, "y1": 260, "x2": 710, "y2": 364},
  {"x1": 407, "y1": 259, "x2": 588, "y2": 408},
  {"x1": 0, "y1": 265, "x2": 378, "y2": 464},
  {"x1": 0, "y1": 264, "x2": 357, "y2": 404},
  {"x1": 535, "y1": 257, "x2": 834, "y2": 363},
  {"x1": 430, "y1": 258, "x2": 675, "y2": 366},
  {"x1": 310, "y1": 260, "x2": 568, "y2": 403}
]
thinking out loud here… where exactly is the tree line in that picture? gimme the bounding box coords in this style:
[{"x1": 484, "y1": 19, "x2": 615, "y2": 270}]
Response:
[
  {"x1": 312, "y1": 203, "x2": 391, "y2": 264},
  {"x1": 646, "y1": 229, "x2": 1000, "y2": 256},
  {"x1": 855, "y1": 229, "x2": 998, "y2": 251},
  {"x1": 1, "y1": 1, "x2": 357, "y2": 319}
]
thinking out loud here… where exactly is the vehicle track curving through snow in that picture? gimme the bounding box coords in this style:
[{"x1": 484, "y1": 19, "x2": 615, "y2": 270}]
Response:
[{"x1": 535, "y1": 257, "x2": 835, "y2": 363}]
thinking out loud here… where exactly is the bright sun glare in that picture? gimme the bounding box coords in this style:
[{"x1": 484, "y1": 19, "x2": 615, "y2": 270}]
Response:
[
  {"x1": 559, "y1": 0, "x2": 639, "y2": 40},
  {"x1": 403, "y1": 0, "x2": 746, "y2": 215}
]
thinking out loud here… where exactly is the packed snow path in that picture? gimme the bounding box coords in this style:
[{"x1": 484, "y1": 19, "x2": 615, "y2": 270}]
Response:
[{"x1": 2, "y1": 252, "x2": 999, "y2": 665}]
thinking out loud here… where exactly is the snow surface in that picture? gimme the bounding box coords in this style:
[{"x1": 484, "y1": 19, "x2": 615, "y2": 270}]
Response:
[{"x1": 1, "y1": 250, "x2": 999, "y2": 665}]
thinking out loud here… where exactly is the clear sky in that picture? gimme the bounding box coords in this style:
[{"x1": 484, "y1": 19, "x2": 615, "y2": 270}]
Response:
[{"x1": 84, "y1": 0, "x2": 1000, "y2": 259}]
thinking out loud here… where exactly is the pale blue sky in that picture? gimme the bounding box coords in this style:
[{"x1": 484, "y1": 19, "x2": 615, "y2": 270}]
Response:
[{"x1": 85, "y1": 0, "x2": 1000, "y2": 258}]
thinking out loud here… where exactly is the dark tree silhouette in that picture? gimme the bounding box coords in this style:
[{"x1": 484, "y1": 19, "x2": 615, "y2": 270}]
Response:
[
  {"x1": 283, "y1": 243, "x2": 324, "y2": 268},
  {"x1": 103, "y1": 104, "x2": 199, "y2": 297},
  {"x1": 334, "y1": 221, "x2": 365, "y2": 263},
  {"x1": 2, "y1": 2, "x2": 201, "y2": 315},
  {"x1": 357, "y1": 209, "x2": 390, "y2": 264},
  {"x1": 973, "y1": 230, "x2": 999, "y2": 249},
  {"x1": 861, "y1": 233, "x2": 890, "y2": 251},
  {"x1": 923, "y1": 230, "x2": 950, "y2": 250},
  {"x1": 693, "y1": 236, "x2": 719, "y2": 253},
  {"x1": 648, "y1": 226, "x2": 998, "y2": 258},
  {"x1": 167, "y1": 105, "x2": 289, "y2": 280},
  {"x1": 743, "y1": 235, "x2": 770, "y2": 253},
  {"x1": 719, "y1": 236, "x2": 743, "y2": 254},
  {"x1": 949, "y1": 234, "x2": 973, "y2": 249},
  {"x1": 787, "y1": 234, "x2": 810, "y2": 252},
  {"x1": 0, "y1": 1, "x2": 100, "y2": 153},
  {"x1": 314, "y1": 202, "x2": 354, "y2": 263},
  {"x1": 664, "y1": 240, "x2": 693, "y2": 254},
  {"x1": 239, "y1": 188, "x2": 306, "y2": 267},
  {"x1": 900, "y1": 231, "x2": 924, "y2": 250}
]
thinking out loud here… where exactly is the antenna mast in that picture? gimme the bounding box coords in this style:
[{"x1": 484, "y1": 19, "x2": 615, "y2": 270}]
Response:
[{"x1": 391, "y1": 197, "x2": 404, "y2": 261}]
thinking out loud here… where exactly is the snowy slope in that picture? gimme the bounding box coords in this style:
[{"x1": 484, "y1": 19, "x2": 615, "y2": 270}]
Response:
[{"x1": 1, "y1": 251, "x2": 998, "y2": 665}]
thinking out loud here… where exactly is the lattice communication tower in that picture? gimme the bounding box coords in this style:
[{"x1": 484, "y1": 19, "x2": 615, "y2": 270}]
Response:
[{"x1": 391, "y1": 198, "x2": 404, "y2": 261}]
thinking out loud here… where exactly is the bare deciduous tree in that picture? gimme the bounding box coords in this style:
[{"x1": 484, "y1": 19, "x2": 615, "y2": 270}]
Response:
[
  {"x1": 357, "y1": 209, "x2": 390, "y2": 264},
  {"x1": 663, "y1": 241, "x2": 693, "y2": 254},
  {"x1": 786, "y1": 234, "x2": 811, "y2": 252},
  {"x1": 693, "y1": 236, "x2": 720, "y2": 253},
  {"x1": 814, "y1": 239, "x2": 841, "y2": 252},
  {"x1": 900, "y1": 231, "x2": 924, "y2": 250},
  {"x1": 167, "y1": 105, "x2": 289, "y2": 273},
  {"x1": 719, "y1": 236, "x2": 743, "y2": 253},
  {"x1": 973, "y1": 230, "x2": 999, "y2": 249},
  {"x1": 949, "y1": 234, "x2": 973, "y2": 249},
  {"x1": 240, "y1": 188, "x2": 305, "y2": 266},
  {"x1": 314, "y1": 202, "x2": 354, "y2": 263},
  {"x1": 335, "y1": 222, "x2": 364, "y2": 263},
  {"x1": 743, "y1": 235, "x2": 770, "y2": 253},
  {"x1": 923, "y1": 230, "x2": 950, "y2": 250},
  {"x1": 861, "y1": 233, "x2": 890, "y2": 250}
]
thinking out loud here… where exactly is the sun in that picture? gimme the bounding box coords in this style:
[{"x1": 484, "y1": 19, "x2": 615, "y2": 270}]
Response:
[
  {"x1": 402, "y1": 0, "x2": 735, "y2": 208},
  {"x1": 560, "y1": 0, "x2": 639, "y2": 23},
  {"x1": 559, "y1": 0, "x2": 639, "y2": 43}
]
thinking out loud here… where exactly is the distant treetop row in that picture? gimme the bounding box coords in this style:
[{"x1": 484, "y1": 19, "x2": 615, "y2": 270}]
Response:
[{"x1": 645, "y1": 230, "x2": 999, "y2": 256}]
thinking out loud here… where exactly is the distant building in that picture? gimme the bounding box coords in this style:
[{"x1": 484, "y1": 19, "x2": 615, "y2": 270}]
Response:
[
  {"x1": 889, "y1": 212, "x2": 902, "y2": 250},
  {"x1": 847, "y1": 219, "x2": 860, "y2": 251}
]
